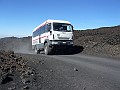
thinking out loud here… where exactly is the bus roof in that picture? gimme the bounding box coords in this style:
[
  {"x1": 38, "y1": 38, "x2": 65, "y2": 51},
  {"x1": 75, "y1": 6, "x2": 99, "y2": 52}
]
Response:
[
  {"x1": 46, "y1": 19, "x2": 71, "y2": 24},
  {"x1": 33, "y1": 19, "x2": 71, "y2": 32}
]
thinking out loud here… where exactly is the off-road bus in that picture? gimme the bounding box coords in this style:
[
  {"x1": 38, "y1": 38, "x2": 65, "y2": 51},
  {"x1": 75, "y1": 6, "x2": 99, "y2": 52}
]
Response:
[{"x1": 32, "y1": 20, "x2": 73, "y2": 55}]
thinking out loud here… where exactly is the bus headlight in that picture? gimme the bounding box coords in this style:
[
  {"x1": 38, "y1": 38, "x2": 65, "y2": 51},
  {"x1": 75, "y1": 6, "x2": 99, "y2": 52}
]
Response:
[{"x1": 52, "y1": 41, "x2": 58, "y2": 44}]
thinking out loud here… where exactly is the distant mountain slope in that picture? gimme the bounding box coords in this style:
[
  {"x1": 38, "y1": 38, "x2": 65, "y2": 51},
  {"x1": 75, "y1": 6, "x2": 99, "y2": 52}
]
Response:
[
  {"x1": 73, "y1": 25, "x2": 120, "y2": 56},
  {"x1": 74, "y1": 25, "x2": 120, "y2": 40}
]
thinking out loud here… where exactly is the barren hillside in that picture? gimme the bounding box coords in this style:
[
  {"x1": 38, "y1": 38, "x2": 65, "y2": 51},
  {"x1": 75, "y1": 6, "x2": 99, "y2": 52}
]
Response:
[{"x1": 74, "y1": 25, "x2": 120, "y2": 57}]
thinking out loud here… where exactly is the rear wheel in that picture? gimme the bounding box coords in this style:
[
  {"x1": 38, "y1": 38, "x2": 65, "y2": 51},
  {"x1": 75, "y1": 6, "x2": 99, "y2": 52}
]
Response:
[
  {"x1": 44, "y1": 43, "x2": 52, "y2": 55},
  {"x1": 35, "y1": 46, "x2": 40, "y2": 54}
]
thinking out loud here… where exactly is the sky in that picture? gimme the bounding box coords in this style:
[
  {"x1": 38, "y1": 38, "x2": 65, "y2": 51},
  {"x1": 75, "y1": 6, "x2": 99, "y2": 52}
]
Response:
[{"x1": 0, "y1": 0, "x2": 120, "y2": 37}]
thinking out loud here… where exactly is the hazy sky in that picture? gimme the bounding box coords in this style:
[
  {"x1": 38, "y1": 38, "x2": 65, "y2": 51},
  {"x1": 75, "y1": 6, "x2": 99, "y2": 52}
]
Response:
[{"x1": 0, "y1": 0, "x2": 120, "y2": 37}]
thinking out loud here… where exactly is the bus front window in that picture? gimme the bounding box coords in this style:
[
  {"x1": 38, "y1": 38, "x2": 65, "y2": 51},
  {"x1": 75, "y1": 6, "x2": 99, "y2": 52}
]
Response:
[{"x1": 53, "y1": 23, "x2": 72, "y2": 32}]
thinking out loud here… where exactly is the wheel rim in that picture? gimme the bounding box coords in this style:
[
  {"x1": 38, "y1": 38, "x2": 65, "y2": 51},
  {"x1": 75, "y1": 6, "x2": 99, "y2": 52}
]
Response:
[
  {"x1": 35, "y1": 47, "x2": 37, "y2": 53},
  {"x1": 44, "y1": 45, "x2": 47, "y2": 54}
]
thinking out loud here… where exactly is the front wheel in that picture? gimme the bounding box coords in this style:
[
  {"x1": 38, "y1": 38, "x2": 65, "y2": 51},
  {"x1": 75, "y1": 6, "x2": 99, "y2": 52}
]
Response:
[{"x1": 44, "y1": 43, "x2": 52, "y2": 55}]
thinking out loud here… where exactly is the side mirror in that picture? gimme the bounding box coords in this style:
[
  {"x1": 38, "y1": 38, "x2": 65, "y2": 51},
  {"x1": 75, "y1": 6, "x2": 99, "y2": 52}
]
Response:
[
  {"x1": 72, "y1": 26, "x2": 74, "y2": 30},
  {"x1": 50, "y1": 31, "x2": 52, "y2": 35}
]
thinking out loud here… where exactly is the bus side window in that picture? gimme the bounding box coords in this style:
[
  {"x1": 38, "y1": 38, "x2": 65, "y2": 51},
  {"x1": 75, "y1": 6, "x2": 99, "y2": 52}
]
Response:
[{"x1": 47, "y1": 23, "x2": 51, "y2": 32}]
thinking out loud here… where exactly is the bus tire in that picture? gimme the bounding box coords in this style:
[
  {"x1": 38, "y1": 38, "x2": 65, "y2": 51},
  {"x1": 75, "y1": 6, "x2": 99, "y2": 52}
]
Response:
[
  {"x1": 35, "y1": 46, "x2": 40, "y2": 54},
  {"x1": 44, "y1": 43, "x2": 52, "y2": 55}
]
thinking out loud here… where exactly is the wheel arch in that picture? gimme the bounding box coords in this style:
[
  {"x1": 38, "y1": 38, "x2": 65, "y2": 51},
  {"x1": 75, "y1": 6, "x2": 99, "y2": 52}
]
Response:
[{"x1": 44, "y1": 39, "x2": 51, "y2": 46}]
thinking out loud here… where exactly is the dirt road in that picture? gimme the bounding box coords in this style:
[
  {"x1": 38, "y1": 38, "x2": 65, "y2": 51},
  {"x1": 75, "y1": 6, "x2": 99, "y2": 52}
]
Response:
[
  {"x1": 1, "y1": 51, "x2": 120, "y2": 90},
  {"x1": 12, "y1": 53, "x2": 120, "y2": 90}
]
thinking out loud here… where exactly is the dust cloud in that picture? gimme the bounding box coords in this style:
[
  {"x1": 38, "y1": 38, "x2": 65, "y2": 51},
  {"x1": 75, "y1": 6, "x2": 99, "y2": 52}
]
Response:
[{"x1": 0, "y1": 36, "x2": 34, "y2": 54}]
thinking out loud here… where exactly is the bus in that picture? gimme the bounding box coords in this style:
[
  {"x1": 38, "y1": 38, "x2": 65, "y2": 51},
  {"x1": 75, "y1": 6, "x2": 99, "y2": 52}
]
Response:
[{"x1": 32, "y1": 19, "x2": 73, "y2": 55}]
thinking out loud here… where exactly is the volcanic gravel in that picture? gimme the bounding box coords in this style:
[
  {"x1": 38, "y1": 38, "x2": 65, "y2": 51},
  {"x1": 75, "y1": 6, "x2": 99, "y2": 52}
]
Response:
[
  {"x1": 0, "y1": 51, "x2": 78, "y2": 90},
  {"x1": 0, "y1": 50, "x2": 38, "y2": 90}
]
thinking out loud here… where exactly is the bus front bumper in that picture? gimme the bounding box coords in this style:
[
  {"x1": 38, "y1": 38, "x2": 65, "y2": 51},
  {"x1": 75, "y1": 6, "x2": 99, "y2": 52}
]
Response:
[{"x1": 51, "y1": 40, "x2": 73, "y2": 46}]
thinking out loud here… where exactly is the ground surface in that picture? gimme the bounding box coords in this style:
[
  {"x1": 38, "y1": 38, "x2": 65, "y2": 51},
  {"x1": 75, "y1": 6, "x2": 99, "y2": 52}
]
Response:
[
  {"x1": 0, "y1": 25, "x2": 120, "y2": 90},
  {"x1": 1, "y1": 52, "x2": 120, "y2": 90}
]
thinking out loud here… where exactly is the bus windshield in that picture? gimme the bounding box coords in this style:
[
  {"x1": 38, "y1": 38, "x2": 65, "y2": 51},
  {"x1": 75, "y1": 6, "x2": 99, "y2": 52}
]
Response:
[{"x1": 53, "y1": 23, "x2": 73, "y2": 32}]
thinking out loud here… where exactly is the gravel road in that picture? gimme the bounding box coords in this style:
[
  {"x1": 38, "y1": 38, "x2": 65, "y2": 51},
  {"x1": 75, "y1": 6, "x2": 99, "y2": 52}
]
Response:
[{"x1": 4, "y1": 53, "x2": 119, "y2": 90}]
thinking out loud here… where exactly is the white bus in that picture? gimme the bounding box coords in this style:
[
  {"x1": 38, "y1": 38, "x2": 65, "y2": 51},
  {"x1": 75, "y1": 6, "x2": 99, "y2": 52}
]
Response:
[{"x1": 32, "y1": 20, "x2": 73, "y2": 55}]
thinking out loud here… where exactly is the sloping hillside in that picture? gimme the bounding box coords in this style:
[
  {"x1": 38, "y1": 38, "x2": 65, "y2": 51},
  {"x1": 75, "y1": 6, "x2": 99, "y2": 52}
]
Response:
[{"x1": 73, "y1": 25, "x2": 120, "y2": 57}]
